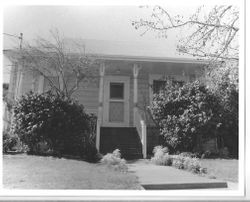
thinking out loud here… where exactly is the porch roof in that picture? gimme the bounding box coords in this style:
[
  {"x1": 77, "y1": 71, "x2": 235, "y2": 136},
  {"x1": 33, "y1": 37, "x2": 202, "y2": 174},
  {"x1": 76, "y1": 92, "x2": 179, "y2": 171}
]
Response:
[
  {"x1": 4, "y1": 39, "x2": 208, "y2": 64},
  {"x1": 63, "y1": 39, "x2": 207, "y2": 64}
]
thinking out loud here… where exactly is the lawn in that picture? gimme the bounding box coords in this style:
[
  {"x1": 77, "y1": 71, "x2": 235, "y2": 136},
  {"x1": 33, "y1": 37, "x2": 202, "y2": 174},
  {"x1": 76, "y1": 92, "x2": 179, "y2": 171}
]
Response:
[
  {"x1": 3, "y1": 154, "x2": 141, "y2": 189},
  {"x1": 200, "y1": 159, "x2": 238, "y2": 182}
]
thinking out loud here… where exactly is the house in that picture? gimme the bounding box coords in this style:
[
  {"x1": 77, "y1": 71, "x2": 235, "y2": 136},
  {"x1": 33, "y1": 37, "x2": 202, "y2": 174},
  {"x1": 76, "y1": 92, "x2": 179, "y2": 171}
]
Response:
[{"x1": 4, "y1": 39, "x2": 215, "y2": 159}]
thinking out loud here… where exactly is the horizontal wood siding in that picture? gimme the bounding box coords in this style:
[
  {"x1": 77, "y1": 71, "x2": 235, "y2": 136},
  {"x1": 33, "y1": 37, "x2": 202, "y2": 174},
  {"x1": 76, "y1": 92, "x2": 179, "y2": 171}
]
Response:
[
  {"x1": 71, "y1": 76, "x2": 99, "y2": 115},
  {"x1": 21, "y1": 69, "x2": 34, "y2": 95}
]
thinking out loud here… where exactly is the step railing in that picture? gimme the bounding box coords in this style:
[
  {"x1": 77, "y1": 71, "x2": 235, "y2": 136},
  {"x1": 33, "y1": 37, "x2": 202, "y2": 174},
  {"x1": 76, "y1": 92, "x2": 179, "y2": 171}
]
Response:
[{"x1": 134, "y1": 107, "x2": 147, "y2": 158}]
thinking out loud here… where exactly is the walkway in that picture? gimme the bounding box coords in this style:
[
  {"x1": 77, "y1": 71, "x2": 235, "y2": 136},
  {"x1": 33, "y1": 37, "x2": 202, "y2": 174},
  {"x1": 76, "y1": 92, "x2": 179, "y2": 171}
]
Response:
[{"x1": 128, "y1": 160, "x2": 232, "y2": 190}]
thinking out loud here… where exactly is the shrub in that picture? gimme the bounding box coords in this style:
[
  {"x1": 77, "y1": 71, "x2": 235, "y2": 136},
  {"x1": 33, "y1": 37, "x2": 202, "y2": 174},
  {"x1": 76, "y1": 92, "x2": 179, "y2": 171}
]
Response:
[
  {"x1": 3, "y1": 130, "x2": 28, "y2": 153},
  {"x1": 101, "y1": 149, "x2": 128, "y2": 172},
  {"x1": 180, "y1": 152, "x2": 200, "y2": 158},
  {"x1": 82, "y1": 142, "x2": 100, "y2": 163},
  {"x1": 219, "y1": 147, "x2": 229, "y2": 158},
  {"x1": 11, "y1": 91, "x2": 97, "y2": 157},
  {"x1": 150, "y1": 80, "x2": 222, "y2": 153},
  {"x1": 151, "y1": 146, "x2": 172, "y2": 166},
  {"x1": 172, "y1": 155, "x2": 206, "y2": 174},
  {"x1": 215, "y1": 76, "x2": 238, "y2": 158},
  {"x1": 3, "y1": 130, "x2": 18, "y2": 153},
  {"x1": 172, "y1": 155, "x2": 185, "y2": 169},
  {"x1": 151, "y1": 146, "x2": 206, "y2": 174},
  {"x1": 183, "y1": 157, "x2": 202, "y2": 173}
]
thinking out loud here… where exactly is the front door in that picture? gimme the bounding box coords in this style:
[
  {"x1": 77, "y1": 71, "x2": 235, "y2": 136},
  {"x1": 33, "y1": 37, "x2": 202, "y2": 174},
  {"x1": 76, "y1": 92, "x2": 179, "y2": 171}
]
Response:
[{"x1": 103, "y1": 76, "x2": 130, "y2": 127}]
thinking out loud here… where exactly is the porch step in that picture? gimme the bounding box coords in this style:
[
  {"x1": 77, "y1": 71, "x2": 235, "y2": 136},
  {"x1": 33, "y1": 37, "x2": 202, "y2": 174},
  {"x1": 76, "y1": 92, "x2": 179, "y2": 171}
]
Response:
[{"x1": 100, "y1": 127, "x2": 143, "y2": 159}]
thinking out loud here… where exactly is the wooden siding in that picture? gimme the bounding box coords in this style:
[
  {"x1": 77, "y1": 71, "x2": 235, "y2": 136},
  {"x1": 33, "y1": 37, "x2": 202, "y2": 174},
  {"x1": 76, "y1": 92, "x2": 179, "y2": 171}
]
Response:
[
  {"x1": 137, "y1": 61, "x2": 204, "y2": 126},
  {"x1": 10, "y1": 60, "x2": 204, "y2": 125}
]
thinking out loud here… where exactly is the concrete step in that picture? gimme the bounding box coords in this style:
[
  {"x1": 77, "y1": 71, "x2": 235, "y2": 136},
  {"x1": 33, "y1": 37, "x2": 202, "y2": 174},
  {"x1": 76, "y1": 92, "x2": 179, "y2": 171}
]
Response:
[{"x1": 142, "y1": 182, "x2": 228, "y2": 190}]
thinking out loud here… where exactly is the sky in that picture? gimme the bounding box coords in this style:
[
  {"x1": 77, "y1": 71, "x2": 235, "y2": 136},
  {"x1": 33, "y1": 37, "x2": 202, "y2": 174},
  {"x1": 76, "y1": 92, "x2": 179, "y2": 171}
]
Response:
[
  {"x1": 3, "y1": 6, "x2": 191, "y2": 48},
  {"x1": 3, "y1": 5, "x2": 196, "y2": 82},
  {"x1": 2, "y1": 4, "x2": 239, "y2": 82}
]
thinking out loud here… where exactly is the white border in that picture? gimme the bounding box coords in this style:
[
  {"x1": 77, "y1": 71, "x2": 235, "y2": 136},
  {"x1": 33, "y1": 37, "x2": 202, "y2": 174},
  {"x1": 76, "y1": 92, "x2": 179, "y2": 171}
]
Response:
[{"x1": 0, "y1": 0, "x2": 248, "y2": 200}]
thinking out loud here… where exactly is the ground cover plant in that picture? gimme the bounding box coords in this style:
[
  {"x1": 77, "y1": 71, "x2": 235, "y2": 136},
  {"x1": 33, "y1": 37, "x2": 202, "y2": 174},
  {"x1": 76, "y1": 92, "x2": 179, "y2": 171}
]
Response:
[
  {"x1": 151, "y1": 146, "x2": 207, "y2": 174},
  {"x1": 151, "y1": 146, "x2": 238, "y2": 182}
]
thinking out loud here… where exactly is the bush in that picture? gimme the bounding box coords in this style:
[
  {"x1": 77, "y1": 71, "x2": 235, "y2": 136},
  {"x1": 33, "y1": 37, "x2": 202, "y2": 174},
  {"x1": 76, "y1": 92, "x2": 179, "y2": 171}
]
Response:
[
  {"x1": 101, "y1": 149, "x2": 128, "y2": 172},
  {"x1": 214, "y1": 75, "x2": 238, "y2": 158},
  {"x1": 172, "y1": 155, "x2": 185, "y2": 169},
  {"x1": 183, "y1": 157, "x2": 203, "y2": 173},
  {"x1": 151, "y1": 146, "x2": 172, "y2": 166},
  {"x1": 172, "y1": 155, "x2": 206, "y2": 174},
  {"x1": 82, "y1": 142, "x2": 100, "y2": 163},
  {"x1": 150, "y1": 80, "x2": 222, "y2": 153},
  {"x1": 11, "y1": 91, "x2": 97, "y2": 157},
  {"x1": 151, "y1": 146, "x2": 206, "y2": 174},
  {"x1": 3, "y1": 130, "x2": 27, "y2": 153},
  {"x1": 3, "y1": 131, "x2": 18, "y2": 153}
]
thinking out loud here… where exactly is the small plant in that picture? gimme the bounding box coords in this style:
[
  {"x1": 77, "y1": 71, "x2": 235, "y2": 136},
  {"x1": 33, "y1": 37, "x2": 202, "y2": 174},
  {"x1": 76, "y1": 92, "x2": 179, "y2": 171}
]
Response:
[
  {"x1": 151, "y1": 146, "x2": 172, "y2": 166},
  {"x1": 180, "y1": 152, "x2": 199, "y2": 158},
  {"x1": 3, "y1": 130, "x2": 19, "y2": 153},
  {"x1": 183, "y1": 157, "x2": 202, "y2": 173},
  {"x1": 101, "y1": 149, "x2": 128, "y2": 172},
  {"x1": 172, "y1": 155, "x2": 185, "y2": 169},
  {"x1": 151, "y1": 146, "x2": 207, "y2": 175}
]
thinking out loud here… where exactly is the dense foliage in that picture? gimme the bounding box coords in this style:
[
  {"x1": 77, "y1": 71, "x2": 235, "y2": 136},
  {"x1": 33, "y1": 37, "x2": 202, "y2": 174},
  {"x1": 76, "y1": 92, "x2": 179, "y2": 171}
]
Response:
[
  {"x1": 3, "y1": 131, "x2": 19, "y2": 153},
  {"x1": 11, "y1": 91, "x2": 97, "y2": 159},
  {"x1": 150, "y1": 78, "x2": 238, "y2": 157},
  {"x1": 150, "y1": 80, "x2": 223, "y2": 153},
  {"x1": 151, "y1": 146, "x2": 206, "y2": 174},
  {"x1": 213, "y1": 74, "x2": 238, "y2": 157}
]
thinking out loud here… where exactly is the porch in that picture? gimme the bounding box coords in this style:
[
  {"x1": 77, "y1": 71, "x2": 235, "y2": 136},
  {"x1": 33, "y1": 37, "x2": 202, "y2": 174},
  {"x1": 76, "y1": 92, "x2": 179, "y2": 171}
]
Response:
[{"x1": 94, "y1": 58, "x2": 204, "y2": 159}]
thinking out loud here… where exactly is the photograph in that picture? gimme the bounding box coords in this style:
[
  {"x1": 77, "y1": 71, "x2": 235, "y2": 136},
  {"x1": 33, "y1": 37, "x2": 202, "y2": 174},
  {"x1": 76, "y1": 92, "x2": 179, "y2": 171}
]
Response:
[{"x1": 1, "y1": 0, "x2": 248, "y2": 200}]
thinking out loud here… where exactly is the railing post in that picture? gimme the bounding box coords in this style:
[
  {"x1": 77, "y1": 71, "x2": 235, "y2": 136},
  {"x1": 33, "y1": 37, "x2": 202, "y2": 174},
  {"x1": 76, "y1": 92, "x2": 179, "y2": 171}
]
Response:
[
  {"x1": 133, "y1": 63, "x2": 139, "y2": 126},
  {"x1": 96, "y1": 120, "x2": 100, "y2": 151},
  {"x1": 96, "y1": 62, "x2": 105, "y2": 151},
  {"x1": 141, "y1": 120, "x2": 147, "y2": 159}
]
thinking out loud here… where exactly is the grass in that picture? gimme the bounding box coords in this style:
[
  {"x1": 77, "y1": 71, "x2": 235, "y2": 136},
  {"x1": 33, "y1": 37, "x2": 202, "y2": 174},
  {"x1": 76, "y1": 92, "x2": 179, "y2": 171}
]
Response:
[
  {"x1": 3, "y1": 154, "x2": 141, "y2": 189},
  {"x1": 200, "y1": 159, "x2": 238, "y2": 182}
]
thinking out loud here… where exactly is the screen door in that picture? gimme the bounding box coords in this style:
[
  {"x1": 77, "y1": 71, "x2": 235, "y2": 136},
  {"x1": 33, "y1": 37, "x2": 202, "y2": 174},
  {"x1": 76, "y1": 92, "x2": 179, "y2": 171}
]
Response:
[{"x1": 103, "y1": 76, "x2": 129, "y2": 127}]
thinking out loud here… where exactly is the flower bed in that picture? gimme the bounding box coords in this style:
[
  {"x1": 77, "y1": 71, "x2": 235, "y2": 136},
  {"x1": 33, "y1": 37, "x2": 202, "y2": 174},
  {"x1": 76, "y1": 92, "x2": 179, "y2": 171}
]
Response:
[{"x1": 151, "y1": 146, "x2": 207, "y2": 174}]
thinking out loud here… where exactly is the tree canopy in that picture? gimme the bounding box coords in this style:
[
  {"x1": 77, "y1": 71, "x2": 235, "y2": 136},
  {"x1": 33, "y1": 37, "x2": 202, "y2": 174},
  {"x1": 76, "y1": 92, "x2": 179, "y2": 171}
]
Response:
[{"x1": 132, "y1": 5, "x2": 239, "y2": 62}]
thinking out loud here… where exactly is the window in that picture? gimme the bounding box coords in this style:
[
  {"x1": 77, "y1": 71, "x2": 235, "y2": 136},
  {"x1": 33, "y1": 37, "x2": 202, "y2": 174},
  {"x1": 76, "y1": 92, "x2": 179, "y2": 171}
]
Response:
[
  {"x1": 153, "y1": 80, "x2": 166, "y2": 94},
  {"x1": 172, "y1": 80, "x2": 184, "y2": 87},
  {"x1": 110, "y1": 82, "x2": 124, "y2": 99}
]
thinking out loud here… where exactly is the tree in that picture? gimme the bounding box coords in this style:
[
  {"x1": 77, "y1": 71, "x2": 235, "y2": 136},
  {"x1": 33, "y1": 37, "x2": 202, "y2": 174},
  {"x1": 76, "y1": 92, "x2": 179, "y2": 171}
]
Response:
[
  {"x1": 133, "y1": 6, "x2": 239, "y2": 156},
  {"x1": 132, "y1": 5, "x2": 239, "y2": 62},
  {"x1": 15, "y1": 29, "x2": 97, "y2": 99},
  {"x1": 133, "y1": 5, "x2": 239, "y2": 85}
]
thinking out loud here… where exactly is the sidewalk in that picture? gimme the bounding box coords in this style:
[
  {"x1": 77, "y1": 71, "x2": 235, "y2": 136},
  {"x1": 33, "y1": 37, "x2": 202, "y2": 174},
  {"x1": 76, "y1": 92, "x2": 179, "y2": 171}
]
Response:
[{"x1": 128, "y1": 160, "x2": 233, "y2": 190}]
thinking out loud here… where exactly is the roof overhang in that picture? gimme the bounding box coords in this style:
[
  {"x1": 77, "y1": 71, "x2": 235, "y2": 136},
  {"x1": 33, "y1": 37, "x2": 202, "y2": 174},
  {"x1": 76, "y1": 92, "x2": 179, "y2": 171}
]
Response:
[
  {"x1": 3, "y1": 49, "x2": 208, "y2": 65},
  {"x1": 92, "y1": 53, "x2": 208, "y2": 64}
]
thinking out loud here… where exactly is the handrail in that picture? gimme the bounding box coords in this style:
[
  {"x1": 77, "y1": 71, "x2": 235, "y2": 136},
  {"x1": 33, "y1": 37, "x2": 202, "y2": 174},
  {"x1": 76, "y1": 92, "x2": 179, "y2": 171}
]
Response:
[{"x1": 134, "y1": 108, "x2": 147, "y2": 158}]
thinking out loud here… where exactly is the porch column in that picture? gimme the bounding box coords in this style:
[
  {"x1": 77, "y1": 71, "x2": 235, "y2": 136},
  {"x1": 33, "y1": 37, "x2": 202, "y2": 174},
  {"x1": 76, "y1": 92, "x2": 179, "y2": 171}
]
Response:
[
  {"x1": 133, "y1": 63, "x2": 139, "y2": 125},
  {"x1": 96, "y1": 62, "x2": 105, "y2": 151},
  {"x1": 38, "y1": 75, "x2": 45, "y2": 94},
  {"x1": 16, "y1": 67, "x2": 24, "y2": 98}
]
